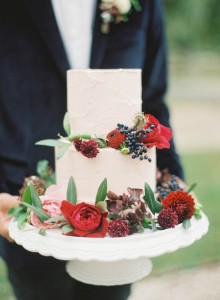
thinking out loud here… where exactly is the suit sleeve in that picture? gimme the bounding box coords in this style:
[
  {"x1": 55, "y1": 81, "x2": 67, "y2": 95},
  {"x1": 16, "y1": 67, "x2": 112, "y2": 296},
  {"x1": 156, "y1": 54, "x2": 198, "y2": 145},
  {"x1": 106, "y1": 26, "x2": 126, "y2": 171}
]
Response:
[{"x1": 141, "y1": 0, "x2": 184, "y2": 179}]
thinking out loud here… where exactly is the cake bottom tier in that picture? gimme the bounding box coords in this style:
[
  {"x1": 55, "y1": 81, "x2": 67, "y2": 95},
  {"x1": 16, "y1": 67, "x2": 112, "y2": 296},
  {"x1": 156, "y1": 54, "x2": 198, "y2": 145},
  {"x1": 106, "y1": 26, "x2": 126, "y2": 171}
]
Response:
[{"x1": 56, "y1": 147, "x2": 156, "y2": 204}]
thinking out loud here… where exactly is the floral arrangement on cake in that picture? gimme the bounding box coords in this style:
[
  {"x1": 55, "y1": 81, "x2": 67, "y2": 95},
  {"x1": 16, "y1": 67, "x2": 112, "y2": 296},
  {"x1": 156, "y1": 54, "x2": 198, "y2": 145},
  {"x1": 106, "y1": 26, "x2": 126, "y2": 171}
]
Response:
[
  {"x1": 9, "y1": 167, "x2": 203, "y2": 238},
  {"x1": 36, "y1": 112, "x2": 172, "y2": 161}
]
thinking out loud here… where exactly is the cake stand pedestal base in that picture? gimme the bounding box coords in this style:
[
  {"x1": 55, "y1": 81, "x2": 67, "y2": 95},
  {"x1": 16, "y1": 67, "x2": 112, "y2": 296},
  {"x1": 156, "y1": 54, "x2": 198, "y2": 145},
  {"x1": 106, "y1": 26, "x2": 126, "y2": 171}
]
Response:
[{"x1": 66, "y1": 258, "x2": 152, "y2": 286}]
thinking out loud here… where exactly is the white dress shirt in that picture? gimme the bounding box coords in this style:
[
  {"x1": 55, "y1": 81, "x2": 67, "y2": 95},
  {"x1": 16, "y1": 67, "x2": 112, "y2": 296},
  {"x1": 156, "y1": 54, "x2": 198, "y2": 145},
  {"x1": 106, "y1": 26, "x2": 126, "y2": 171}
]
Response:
[{"x1": 51, "y1": 0, "x2": 97, "y2": 69}]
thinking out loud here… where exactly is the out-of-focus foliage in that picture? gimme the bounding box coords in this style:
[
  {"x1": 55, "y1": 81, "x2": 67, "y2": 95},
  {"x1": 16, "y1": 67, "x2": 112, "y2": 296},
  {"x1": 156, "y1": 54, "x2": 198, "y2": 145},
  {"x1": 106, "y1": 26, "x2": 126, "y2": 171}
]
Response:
[{"x1": 164, "y1": 0, "x2": 220, "y2": 51}]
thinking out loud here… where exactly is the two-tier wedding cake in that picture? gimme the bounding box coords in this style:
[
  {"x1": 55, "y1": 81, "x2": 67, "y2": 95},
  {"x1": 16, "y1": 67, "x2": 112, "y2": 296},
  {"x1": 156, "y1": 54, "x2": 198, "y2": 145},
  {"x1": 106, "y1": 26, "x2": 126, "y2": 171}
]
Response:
[{"x1": 56, "y1": 69, "x2": 156, "y2": 203}]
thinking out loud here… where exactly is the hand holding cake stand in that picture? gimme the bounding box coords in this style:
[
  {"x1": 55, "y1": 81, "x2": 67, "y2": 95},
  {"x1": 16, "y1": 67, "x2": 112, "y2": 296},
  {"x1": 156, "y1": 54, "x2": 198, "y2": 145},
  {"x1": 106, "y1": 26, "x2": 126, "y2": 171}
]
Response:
[{"x1": 9, "y1": 213, "x2": 209, "y2": 286}]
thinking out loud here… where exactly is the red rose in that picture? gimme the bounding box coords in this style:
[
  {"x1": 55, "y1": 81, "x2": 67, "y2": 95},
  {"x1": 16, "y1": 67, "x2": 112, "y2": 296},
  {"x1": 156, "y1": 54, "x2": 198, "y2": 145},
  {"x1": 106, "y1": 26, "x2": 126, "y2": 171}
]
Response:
[
  {"x1": 141, "y1": 114, "x2": 172, "y2": 149},
  {"x1": 61, "y1": 201, "x2": 108, "y2": 238}
]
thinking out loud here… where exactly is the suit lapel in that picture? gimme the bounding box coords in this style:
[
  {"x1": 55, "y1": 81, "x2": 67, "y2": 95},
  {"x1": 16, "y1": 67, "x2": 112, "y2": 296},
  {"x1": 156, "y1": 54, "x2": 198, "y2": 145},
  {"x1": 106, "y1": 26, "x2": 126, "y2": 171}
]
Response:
[
  {"x1": 23, "y1": 0, "x2": 108, "y2": 72},
  {"x1": 90, "y1": 0, "x2": 109, "y2": 68},
  {"x1": 23, "y1": 0, "x2": 70, "y2": 80}
]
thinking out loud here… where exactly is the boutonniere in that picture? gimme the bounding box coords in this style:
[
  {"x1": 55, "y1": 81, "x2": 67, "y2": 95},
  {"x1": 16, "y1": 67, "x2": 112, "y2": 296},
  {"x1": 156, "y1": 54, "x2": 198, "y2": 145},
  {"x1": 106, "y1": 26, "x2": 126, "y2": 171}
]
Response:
[{"x1": 100, "y1": 0, "x2": 141, "y2": 34}]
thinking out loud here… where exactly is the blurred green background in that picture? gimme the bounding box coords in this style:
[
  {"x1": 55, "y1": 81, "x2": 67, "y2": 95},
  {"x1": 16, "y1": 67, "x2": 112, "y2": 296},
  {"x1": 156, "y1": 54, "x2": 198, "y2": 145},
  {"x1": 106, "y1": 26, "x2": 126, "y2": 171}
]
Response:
[{"x1": 1, "y1": 0, "x2": 220, "y2": 299}]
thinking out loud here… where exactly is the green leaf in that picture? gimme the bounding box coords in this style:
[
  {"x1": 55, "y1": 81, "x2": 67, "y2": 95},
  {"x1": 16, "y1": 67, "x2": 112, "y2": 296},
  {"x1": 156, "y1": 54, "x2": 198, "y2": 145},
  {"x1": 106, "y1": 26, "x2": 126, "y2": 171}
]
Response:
[
  {"x1": 94, "y1": 137, "x2": 108, "y2": 148},
  {"x1": 56, "y1": 144, "x2": 70, "y2": 160},
  {"x1": 36, "y1": 160, "x2": 49, "y2": 178},
  {"x1": 17, "y1": 213, "x2": 28, "y2": 230},
  {"x1": 95, "y1": 178, "x2": 107, "y2": 205},
  {"x1": 29, "y1": 183, "x2": 42, "y2": 208},
  {"x1": 194, "y1": 202, "x2": 203, "y2": 220},
  {"x1": 66, "y1": 176, "x2": 77, "y2": 204},
  {"x1": 143, "y1": 182, "x2": 162, "y2": 214},
  {"x1": 62, "y1": 224, "x2": 74, "y2": 235},
  {"x1": 67, "y1": 133, "x2": 91, "y2": 142},
  {"x1": 8, "y1": 205, "x2": 25, "y2": 218},
  {"x1": 63, "y1": 112, "x2": 71, "y2": 136},
  {"x1": 21, "y1": 202, "x2": 50, "y2": 223},
  {"x1": 46, "y1": 216, "x2": 66, "y2": 223},
  {"x1": 151, "y1": 220, "x2": 157, "y2": 232},
  {"x1": 142, "y1": 216, "x2": 150, "y2": 228},
  {"x1": 35, "y1": 139, "x2": 68, "y2": 147},
  {"x1": 21, "y1": 185, "x2": 32, "y2": 204},
  {"x1": 187, "y1": 182, "x2": 197, "y2": 193},
  {"x1": 131, "y1": 0, "x2": 142, "y2": 12},
  {"x1": 38, "y1": 228, "x2": 46, "y2": 236},
  {"x1": 108, "y1": 214, "x2": 119, "y2": 220},
  {"x1": 182, "y1": 219, "x2": 191, "y2": 229}
]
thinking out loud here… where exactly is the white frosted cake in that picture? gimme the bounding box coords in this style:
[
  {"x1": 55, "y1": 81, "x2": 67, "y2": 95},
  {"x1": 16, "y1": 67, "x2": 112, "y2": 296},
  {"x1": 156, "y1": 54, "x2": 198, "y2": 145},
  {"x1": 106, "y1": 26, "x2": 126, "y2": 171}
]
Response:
[{"x1": 56, "y1": 69, "x2": 156, "y2": 203}]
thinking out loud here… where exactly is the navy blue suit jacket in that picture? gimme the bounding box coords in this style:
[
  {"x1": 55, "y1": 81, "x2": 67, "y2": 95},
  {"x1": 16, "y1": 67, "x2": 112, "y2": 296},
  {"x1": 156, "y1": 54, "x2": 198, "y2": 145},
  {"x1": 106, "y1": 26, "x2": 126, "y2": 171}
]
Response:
[{"x1": 0, "y1": 0, "x2": 183, "y2": 269}]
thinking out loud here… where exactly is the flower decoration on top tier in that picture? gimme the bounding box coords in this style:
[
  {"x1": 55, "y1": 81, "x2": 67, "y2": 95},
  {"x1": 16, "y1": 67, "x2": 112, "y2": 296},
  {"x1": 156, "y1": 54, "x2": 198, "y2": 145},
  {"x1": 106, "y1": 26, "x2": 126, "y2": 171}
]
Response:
[
  {"x1": 35, "y1": 112, "x2": 172, "y2": 162},
  {"x1": 100, "y1": 0, "x2": 141, "y2": 33}
]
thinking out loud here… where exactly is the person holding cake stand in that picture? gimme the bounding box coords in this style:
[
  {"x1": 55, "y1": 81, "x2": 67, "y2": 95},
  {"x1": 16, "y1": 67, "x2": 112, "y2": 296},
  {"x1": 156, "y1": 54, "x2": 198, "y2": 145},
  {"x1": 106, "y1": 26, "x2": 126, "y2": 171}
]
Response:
[{"x1": 0, "y1": 1, "x2": 184, "y2": 299}]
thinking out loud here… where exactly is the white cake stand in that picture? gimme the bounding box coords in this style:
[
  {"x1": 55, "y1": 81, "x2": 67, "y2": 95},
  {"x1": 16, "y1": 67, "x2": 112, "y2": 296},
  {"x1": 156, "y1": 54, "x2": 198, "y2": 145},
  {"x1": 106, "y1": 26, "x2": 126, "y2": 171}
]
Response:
[{"x1": 9, "y1": 213, "x2": 209, "y2": 286}]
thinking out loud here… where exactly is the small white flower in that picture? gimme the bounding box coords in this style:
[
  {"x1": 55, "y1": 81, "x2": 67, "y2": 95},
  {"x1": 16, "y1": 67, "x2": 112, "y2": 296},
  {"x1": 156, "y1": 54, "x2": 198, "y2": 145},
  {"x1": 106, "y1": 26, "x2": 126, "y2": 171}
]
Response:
[{"x1": 114, "y1": 0, "x2": 131, "y2": 14}]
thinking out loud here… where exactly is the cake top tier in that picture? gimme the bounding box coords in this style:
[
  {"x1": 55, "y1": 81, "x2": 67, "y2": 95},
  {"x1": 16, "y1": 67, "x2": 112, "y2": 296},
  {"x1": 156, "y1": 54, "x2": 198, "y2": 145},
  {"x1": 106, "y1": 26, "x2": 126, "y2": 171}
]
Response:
[{"x1": 67, "y1": 69, "x2": 142, "y2": 136}]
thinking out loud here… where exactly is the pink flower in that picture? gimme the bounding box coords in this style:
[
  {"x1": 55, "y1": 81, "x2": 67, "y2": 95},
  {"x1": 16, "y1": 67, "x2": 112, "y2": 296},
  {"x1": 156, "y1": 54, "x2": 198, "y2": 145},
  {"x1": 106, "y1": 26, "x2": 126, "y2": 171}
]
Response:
[{"x1": 30, "y1": 199, "x2": 62, "y2": 227}]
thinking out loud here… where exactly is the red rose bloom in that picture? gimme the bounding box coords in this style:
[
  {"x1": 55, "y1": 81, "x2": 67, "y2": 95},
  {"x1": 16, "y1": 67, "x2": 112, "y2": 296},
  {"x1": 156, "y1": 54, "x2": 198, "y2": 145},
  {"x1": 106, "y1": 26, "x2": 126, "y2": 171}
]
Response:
[
  {"x1": 61, "y1": 201, "x2": 108, "y2": 237},
  {"x1": 162, "y1": 190, "x2": 195, "y2": 223},
  {"x1": 141, "y1": 114, "x2": 172, "y2": 149}
]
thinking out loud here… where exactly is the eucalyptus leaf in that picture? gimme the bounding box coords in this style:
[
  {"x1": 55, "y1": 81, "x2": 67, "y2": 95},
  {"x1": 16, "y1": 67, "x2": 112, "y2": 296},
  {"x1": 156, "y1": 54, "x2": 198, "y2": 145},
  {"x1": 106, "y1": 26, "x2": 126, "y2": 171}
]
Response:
[
  {"x1": 62, "y1": 224, "x2": 74, "y2": 235},
  {"x1": 17, "y1": 213, "x2": 29, "y2": 230},
  {"x1": 66, "y1": 176, "x2": 77, "y2": 204},
  {"x1": 95, "y1": 178, "x2": 107, "y2": 205},
  {"x1": 35, "y1": 139, "x2": 68, "y2": 147},
  {"x1": 63, "y1": 112, "x2": 71, "y2": 136},
  {"x1": 94, "y1": 137, "x2": 108, "y2": 148},
  {"x1": 8, "y1": 205, "x2": 25, "y2": 218},
  {"x1": 56, "y1": 144, "x2": 70, "y2": 160},
  {"x1": 36, "y1": 159, "x2": 49, "y2": 178},
  {"x1": 143, "y1": 182, "x2": 162, "y2": 214},
  {"x1": 29, "y1": 183, "x2": 42, "y2": 208},
  {"x1": 182, "y1": 219, "x2": 191, "y2": 229},
  {"x1": 67, "y1": 133, "x2": 91, "y2": 142},
  {"x1": 151, "y1": 220, "x2": 157, "y2": 232},
  {"x1": 38, "y1": 228, "x2": 46, "y2": 236},
  {"x1": 21, "y1": 202, "x2": 50, "y2": 223},
  {"x1": 46, "y1": 216, "x2": 66, "y2": 223},
  {"x1": 187, "y1": 182, "x2": 197, "y2": 193}
]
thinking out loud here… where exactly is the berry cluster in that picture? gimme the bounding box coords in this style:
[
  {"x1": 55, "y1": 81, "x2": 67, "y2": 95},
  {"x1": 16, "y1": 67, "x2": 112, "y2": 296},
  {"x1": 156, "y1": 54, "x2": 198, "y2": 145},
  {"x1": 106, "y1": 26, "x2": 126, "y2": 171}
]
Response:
[
  {"x1": 117, "y1": 123, "x2": 153, "y2": 161},
  {"x1": 157, "y1": 174, "x2": 182, "y2": 200}
]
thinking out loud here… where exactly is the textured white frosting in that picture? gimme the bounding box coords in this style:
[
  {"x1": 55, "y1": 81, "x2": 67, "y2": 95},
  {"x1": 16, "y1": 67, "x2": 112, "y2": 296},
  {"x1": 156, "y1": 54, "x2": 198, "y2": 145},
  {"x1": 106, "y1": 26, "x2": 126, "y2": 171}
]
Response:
[
  {"x1": 67, "y1": 69, "x2": 142, "y2": 135},
  {"x1": 56, "y1": 146, "x2": 156, "y2": 204},
  {"x1": 56, "y1": 69, "x2": 156, "y2": 202}
]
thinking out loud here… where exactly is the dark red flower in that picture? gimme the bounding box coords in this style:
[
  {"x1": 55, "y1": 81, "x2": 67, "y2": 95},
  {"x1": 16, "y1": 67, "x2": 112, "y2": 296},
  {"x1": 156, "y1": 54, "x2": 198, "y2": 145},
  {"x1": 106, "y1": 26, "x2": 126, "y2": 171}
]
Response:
[
  {"x1": 108, "y1": 219, "x2": 129, "y2": 237},
  {"x1": 141, "y1": 114, "x2": 172, "y2": 149},
  {"x1": 162, "y1": 190, "x2": 195, "y2": 223},
  {"x1": 107, "y1": 129, "x2": 126, "y2": 149},
  {"x1": 80, "y1": 140, "x2": 99, "y2": 158},
  {"x1": 158, "y1": 208, "x2": 178, "y2": 229},
  {"x1": 73, "y1": 138, "x2": 82, "y2": 151},
  {"x1": 61, "y1": 201, "x2": 108, "y2": 238}
]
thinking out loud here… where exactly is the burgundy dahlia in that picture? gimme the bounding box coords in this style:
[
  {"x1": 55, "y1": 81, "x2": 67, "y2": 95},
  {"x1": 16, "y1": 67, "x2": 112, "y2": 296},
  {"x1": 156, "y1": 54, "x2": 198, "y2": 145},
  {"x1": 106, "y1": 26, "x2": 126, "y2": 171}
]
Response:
[
  {"x1": 162, "y1": 190, "x2": 195, "y2": 223},
  {"x1": 73, "y1": 138, "x2": 82, "y2": 151},
  {"x1": 108, "y1": 219, "x2": 130, "y2": 238},
  {"x1": 79, "y1": 140, "x2": 99, "y2": 158},
  {"x1": 158, "y1": 208, "x2": 178, "y2": 229}
]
